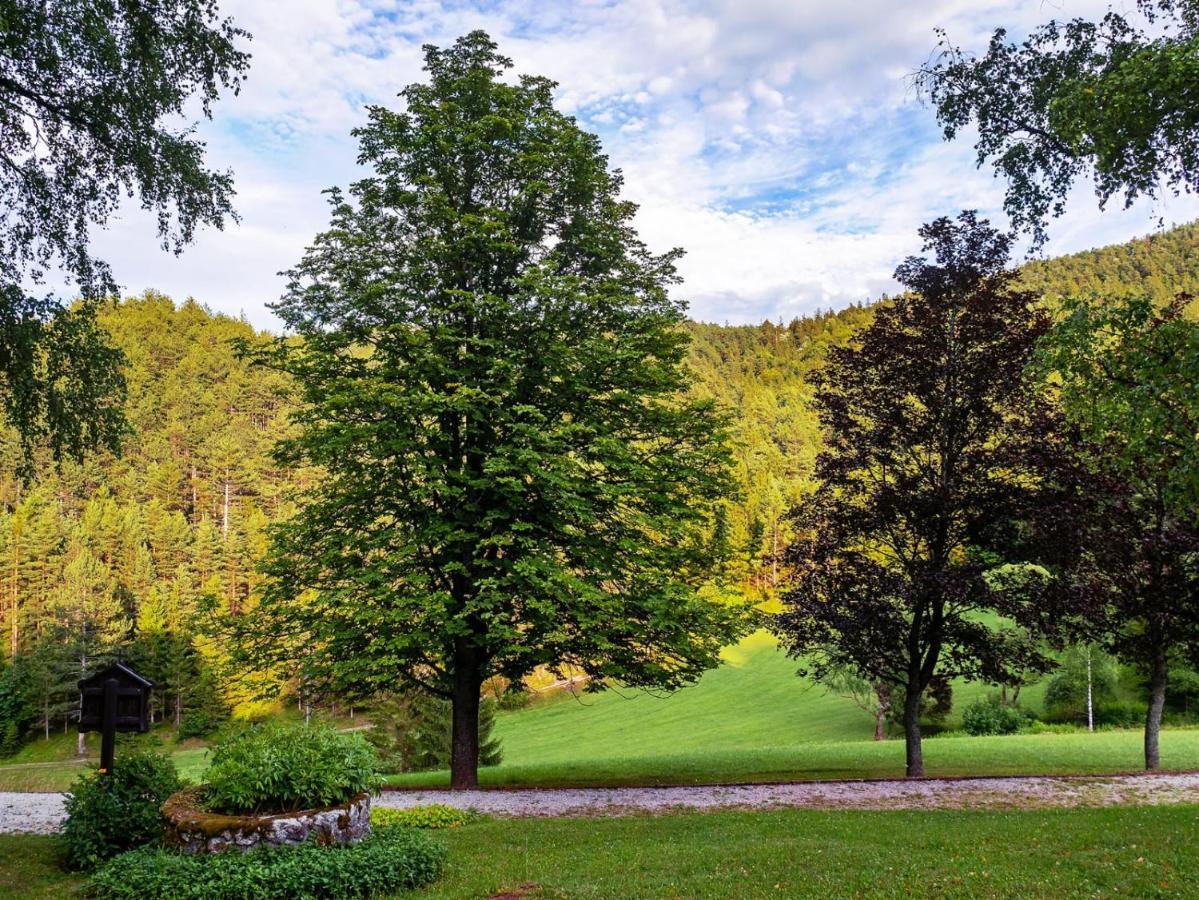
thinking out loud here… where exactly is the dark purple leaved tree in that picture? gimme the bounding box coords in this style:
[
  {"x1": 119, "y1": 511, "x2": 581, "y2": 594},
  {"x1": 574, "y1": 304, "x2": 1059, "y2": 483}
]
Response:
[{"x1": 772, "y1": 211, "x2": 1074, "y2": 777}]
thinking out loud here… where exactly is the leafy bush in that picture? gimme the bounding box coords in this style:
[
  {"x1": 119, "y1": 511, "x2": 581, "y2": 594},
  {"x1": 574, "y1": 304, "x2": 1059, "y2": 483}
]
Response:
[
  {"x1": 61, "y1": 749, "x2": 182, "y2": 871},
  {"x1": 373, "y1": 804, "x2": 477, "y2": 829},
  {"x1": 87, "y1": 827, "x2": 446, "y2": 899},
  {"x1": 366, "y1": 693, "x2": 502, "y2": 773},
  {"x1": 1044, "y1": 646, "x2": 1119, "y2": 723},
  {"x1": 1092, "y1": 700, "x2": 1145, "y2": 728},
  {"x1": 495, "y1": 685, "x2": 531, "y2": 710},
  {"x1": 962, "y1": 696, "x2": 1029, "y2": 736},
  {"x1": 204, "y1": 722, "x2": 380, "y2": 815}
]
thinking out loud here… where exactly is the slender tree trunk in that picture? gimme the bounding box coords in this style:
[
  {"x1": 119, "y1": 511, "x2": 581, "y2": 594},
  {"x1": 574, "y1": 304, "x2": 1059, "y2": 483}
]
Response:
[
  {"x1": 175, "y1": 694, "x2": 182, "y2": 728},
  {"x1": 1145, "y1": 649, "x2": 1169, "y2": 771},
  {"x1": 874, "y1": 707, "x2": 886, "y2": 741},
  {"x1": 1085, "y1": 647, "x2": 1094, "y2": 733},
  {"x1": 450, "y1": 664, "x2": 482, "y2": 790},
  {"x1": 903, "y1": 684, "x2": 924, "y2": 777},
  {"x1": 222, "y1": 479, "x2": 230, "y2": 538}
]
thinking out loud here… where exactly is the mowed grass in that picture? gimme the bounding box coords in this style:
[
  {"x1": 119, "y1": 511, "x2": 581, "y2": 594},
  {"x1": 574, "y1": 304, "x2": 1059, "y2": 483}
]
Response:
[
  {"x1": 419, "y1": 805, "x2": 1199, "y2": 898},
  {"x1": 0, "y1": 745, "x2": 208, "y2": 793},
  {"x1": 387, "y1": 729, "x2": 1199, "y2": 788},
  {"x1": 4, "y1": 805, "x2": 1198, "y2": 898},
  {"x1": 386, "y1": 631, "x2": 1197, "y2": 788}
]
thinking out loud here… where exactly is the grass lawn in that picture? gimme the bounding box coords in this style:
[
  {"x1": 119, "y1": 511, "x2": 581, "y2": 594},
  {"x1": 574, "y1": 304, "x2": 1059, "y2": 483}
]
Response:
[
  {"x1": 5, "y1": 805, "x2": 1196, "y2": 898},
  {"x1": 419, "y1": 805, "x2": 1199, "y2": 898},
  {"x1": 0, "y1": 745, "x2": 208, "y2": 793},
  {"x1": 493, "y1": 631, "x2": 1046, "y2": 757},
  {"x1": 382, "y1": 631, "x2": 1195, "y2": 788},
  {"x1": 0, "y1": 836, "x2": 84, "y2": 898},
  {"x1": 386, "y1": 728, "x2": 1199, "y2": 788}
]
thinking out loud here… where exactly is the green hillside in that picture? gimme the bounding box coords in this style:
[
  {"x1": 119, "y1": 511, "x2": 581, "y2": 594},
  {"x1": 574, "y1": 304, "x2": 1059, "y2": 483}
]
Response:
[{"x1": 0, "y1": 222, "x2": 1196, "y2": 763}]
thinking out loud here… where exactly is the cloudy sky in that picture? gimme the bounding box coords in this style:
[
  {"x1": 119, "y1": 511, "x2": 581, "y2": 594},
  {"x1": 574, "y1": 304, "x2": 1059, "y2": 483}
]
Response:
[{"x1": 88, "y1": 0, "x2": 1199, "y2": 330}]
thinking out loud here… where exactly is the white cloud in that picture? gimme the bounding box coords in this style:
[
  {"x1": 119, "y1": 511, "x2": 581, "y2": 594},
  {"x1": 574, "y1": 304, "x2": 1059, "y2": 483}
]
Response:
[{"x1": 78, "y1": 0, "x2": 1198, "y2": 330}]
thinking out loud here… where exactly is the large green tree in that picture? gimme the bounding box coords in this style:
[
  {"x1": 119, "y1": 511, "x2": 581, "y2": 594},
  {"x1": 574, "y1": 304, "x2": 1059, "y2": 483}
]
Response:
[
  {"x1": 0, "y1": 0, "x2": 249, "y2": 461},
  {"x1": 241, "y1": 32, "x2": 748, "y2": 788},
  {"x1": 917, "y1": 0, "x2": 1199, "y2": 247},
  {"x1": 1034, "y1": 294, "x2": 1199, "y2": 768}
]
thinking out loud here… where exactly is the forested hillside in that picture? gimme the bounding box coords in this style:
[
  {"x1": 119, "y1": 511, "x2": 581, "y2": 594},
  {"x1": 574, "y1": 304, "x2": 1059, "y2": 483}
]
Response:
[{"x1": 0, "y1": 223, "x2": 1195, "y2": 745}]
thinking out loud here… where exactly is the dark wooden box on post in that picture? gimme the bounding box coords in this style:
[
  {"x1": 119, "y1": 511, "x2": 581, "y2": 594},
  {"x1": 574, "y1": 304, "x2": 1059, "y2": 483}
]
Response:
[{"x1": 78, "y1": 662, "x2": 153, "y2": 775}]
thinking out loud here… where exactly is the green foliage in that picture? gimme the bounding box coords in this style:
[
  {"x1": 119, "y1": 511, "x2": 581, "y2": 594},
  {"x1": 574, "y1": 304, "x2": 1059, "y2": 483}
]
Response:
[
  {"x1": 0, "y1": 659, "x2": 34, "y2": 756},
  {"x1": 0, "y1": 0, "x2": 248, "y2": 297},
  {"x1": 86, "y1": 827, "x2": 446, "y2": 899},
  {"x1": 962, "y1": 697, "x2": 1030, "y2": 736},
  {"x1": 0, "y1": 0, "x2": 249, "y2": 462},
  {"x1": 240, "y1": 31, "x2": 747, "y2": 787},
  {"x1": 1043, "y1": 646, "x2": 1120, "y2": 723},
  {"x1": 919, "y1": 2, "x2": 1199, "y2": 247},
  {"x1": 366, "y1": 694, "x2": 501, "y2": 773},
  {"x1": 175, "y1": 665, "x2": 230, "y2": 740},
  {"x1": 204, "y1": 722, "x2": 380, "y2": 815},
  {"x1": 494, "y1": 685, "x2": 531, "y2": 711},
  {"x1": 372, "y1": 805, "x2": 477, "y2": 829},
  {"x1": 60, "y1": 749, "x2": 182, "y2": 872}
]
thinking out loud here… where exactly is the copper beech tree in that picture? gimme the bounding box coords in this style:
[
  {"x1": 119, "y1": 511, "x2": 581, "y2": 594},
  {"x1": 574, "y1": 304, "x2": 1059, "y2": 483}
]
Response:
[{"x1": 772, "y1": 212, "x2": 1073, "y2": 777}]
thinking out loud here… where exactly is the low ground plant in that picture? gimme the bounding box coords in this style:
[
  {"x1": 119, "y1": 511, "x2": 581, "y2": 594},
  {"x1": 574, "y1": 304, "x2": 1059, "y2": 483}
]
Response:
[
  {"x1": 373, "y1": 804, "x2": 477, "y2": 829},
  {"x1": 87, "y1": 827, "x2": 445, "y2": 899},
  {"x1": 204, "y1": 722, "x2": 380, "y2": 814},
  {"x1": 60, "y1": 749, "x2": 182, "y2": 871}
]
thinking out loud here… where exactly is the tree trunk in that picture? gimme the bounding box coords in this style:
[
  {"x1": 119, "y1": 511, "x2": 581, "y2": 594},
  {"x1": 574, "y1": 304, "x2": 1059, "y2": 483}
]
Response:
[
  {"x1": 874, "y1": 707, "x2": 886, "y2": 742},
  {"x1": 450, "y1": 668, "x2": 482, "y2": 790},
  {"x1": 903, "y1": 685, "x2": 924, "y2": 777},
  {"x1": 1145, "y1": 650, "x2": 1168, "y2": 770},
  {"x1": 175, "y1": 694, "x2": 182, "y2": 728},
  {"x1": 1085, "y1": 647, "x2": 1094, "y2": 733}
]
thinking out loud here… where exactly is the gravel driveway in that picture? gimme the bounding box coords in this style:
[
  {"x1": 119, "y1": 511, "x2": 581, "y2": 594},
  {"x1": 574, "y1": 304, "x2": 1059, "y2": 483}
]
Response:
[
  {"x1": 376, "y1": 771, "x2": 1199, "y2": 818},
  {"x1": 5, "y1": 772, "x2": 1197, "y2": 834}
]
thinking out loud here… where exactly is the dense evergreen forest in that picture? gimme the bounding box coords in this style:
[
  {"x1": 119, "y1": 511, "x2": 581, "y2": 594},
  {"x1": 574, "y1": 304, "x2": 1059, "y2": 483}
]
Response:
[{"x1": 1, "y1": 222, "x2": 1196, "y2": 747}]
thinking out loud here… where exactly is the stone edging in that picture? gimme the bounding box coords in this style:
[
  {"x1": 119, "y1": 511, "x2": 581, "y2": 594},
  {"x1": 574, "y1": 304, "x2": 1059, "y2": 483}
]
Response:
[{"x1": 162, "y1": 786, "x2": 371, "y2": 854}]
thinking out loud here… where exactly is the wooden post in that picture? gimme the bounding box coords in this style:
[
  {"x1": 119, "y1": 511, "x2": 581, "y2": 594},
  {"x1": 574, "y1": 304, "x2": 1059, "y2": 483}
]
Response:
[{"x1": 99, "y1": 677, "x2": 117, "y2": 775}]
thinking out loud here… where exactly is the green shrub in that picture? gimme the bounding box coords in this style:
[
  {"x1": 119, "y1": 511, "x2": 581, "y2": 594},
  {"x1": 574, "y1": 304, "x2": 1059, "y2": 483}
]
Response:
[
  {"x1": 495, "y1": 685, "x2": 531, "y2": 710},
  {"x1": 87, "y1": 827, "x2": 446, "y2": 899},
  {"x1": 1093, "y1": 700, "x2": 1145, "y2": 728},
  {"x1": 962, "y1": 696, "x2": 1029, "y2": 736},
  {"x1": 372, "y1": 804, "x2": 477, "y2": 829},
  {"x1": 204, "y1": 722, "x2": 380, "y2": 815},
  {"x1": 366, "y1": 692, "x2": 502, "y2": 773},
  {"x1": 60, "y1": 748, "x2": 182, "y2": 872}
]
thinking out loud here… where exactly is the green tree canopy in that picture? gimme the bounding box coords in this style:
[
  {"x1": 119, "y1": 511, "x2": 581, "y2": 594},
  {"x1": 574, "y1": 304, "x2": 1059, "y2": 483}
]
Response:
[
  {"x1": 240, "y1": 32, "x2": 749, "y2": 788},
  {"x1": 0, "y1": 0, "x2": 249, "y2": 463},
  {"x1": 1034, "y1": 293, "x2": 1199, "y2": 768},
  {"x1": 918, "y1": 1, "x2": 1199, "y2": 247}
]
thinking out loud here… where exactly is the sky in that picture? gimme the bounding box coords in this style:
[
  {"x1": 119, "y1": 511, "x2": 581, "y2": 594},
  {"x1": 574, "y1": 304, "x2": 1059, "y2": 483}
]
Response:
[{"x1": 87, "y1": 0, "x2": 1199, "y2": 331}]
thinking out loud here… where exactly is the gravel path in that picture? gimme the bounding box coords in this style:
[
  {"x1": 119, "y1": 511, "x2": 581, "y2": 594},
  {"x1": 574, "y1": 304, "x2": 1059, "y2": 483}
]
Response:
[
  {"x1": 0, "y1": 791, "x2": 65, "y2": 834},
  {"x1": 4, "y1": 773, "x2": 1197, "y2": 833},
  {"x1": 376, "y1": 772, "x2": 1199, "y2": 818}
]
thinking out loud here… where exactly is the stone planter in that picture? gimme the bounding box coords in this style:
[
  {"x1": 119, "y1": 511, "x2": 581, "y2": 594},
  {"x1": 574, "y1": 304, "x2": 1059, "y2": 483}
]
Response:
[{"x1": 162, "y1": 786, "x2": 371, "y2": 854}]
